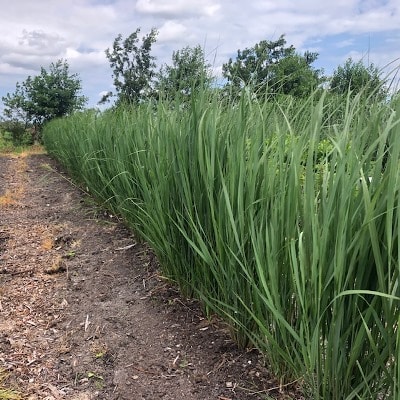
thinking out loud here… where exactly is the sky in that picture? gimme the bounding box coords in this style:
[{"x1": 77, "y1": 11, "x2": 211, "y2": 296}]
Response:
[{"x1": 0, "y1": 0, "x2": 399, "y2": 110}]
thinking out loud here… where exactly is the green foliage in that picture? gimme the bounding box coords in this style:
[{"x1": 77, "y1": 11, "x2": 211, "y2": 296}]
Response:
[
  {"x1": 44, "y1": 90, "x2": 400, "y2": 399},
  {"x1": 0, "y1": 120, "x2": 33, "y2": 146},
  {"x1": 2, "y1": 59, "x2": 87, "y2": 131},
  {"x1": 105, "y1": 28, "x2": 158, "y2": 104},
  {"x1": 330, "y1": 58, "x2": 388, "y2": 100},
  {"x1": 222, "y1": 35, "x2": 322, "y2": 98},
  {"x1": 270, "y1": 52, "x2": 322, "y2": 97},
  {"x1": 156, "y1": 45, "x2": 213, "y2": 99},
  {"x1": 222, "y1": 35, "x2": 292, "y2": 90},
  {"x1": 1, "y1": 82, "x2": 28, "y2": 123}
]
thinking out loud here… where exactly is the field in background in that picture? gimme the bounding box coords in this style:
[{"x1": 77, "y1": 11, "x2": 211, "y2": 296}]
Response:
[{"x1": 43, "y1": 90, "x2": 400, "y2": 399}]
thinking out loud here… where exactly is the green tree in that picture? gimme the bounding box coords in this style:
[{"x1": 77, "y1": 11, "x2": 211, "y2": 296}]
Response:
[
  {"x1": 329, "y1": 58, "x2": 388, "y2": 100},
  {"x1": 222, "y1": 35, "x2": 322, "y2": 98},
  {"x1": 2, "y1": 59, "x2": 87, "y2": 130},
  {"x1": 105, "y1": 27, "x2": 158, "y2": 104},
  {"x1": 156, "y1": 45, "x2": 213, "y2": 99},
  {"x1": 269, "y1": 51, "x2": 322, "y2": 97},
  {"x1": 1, "y1": 82, "x2": 28, "y2": 123}
]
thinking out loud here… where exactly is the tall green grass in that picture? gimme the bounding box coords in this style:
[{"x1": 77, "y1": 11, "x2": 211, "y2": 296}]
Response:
[{"x1": 43, "y1": 91, "x2": 400, "y2": 399}]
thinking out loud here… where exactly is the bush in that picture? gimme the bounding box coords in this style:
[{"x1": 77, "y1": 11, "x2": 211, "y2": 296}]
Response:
[{"x1": 0, "y1": 121, "x2": 34, "y2": 146}]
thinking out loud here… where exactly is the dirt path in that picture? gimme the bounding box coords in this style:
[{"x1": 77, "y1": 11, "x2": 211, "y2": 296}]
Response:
[{"x1": 0, "y1": 151, "x2": 296, "y2": 400}]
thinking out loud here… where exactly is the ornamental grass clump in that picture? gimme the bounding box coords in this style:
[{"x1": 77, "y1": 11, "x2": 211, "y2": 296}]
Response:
[{"x1": 43, "y1": 90, "x2": 400, "y2": 399}]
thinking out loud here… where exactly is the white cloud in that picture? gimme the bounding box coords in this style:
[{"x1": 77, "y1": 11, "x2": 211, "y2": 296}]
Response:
[
  {"x1": 0, "y1": 0, "x2": 399, "y2": 107},
  {"x1": 335, "y1": 39, "x2": 356, "y2": 48},
  {"x1": 0, "y1": 62, "x2": 36, "y2": 76},
  {"x1": 17, "y1": 30, "x2": 67, "y2": 55},
  {"x1": 2, "y1": 53, "x2": 56, "y2": 72},
  {"x1": 135, "y1": 0, "x2": 220, "y2": 18},
  {"x1": 158, "y1": 21, "x2": 189, "y2": 43}
]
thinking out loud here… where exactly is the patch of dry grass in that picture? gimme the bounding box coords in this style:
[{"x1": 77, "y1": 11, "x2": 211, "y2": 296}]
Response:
[
  {"x1": 0, "y1": 370, "x2": 21, "y2": 400},
  {"x1": 0, "y1": 146, "x2": 47, "y2": 207},
  {"x1": 0, "y1": 144, "x2": 46, "y2": 157},
  {"x1": 0, "y1": 155, "x2": 26, "y2": 207}
]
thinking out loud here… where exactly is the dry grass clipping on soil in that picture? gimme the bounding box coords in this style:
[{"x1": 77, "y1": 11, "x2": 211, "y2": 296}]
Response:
[
  {"x1": 0, "y1": 146, "x2": 45, "y2": 206},
  {"x1": 0, "y1": 370, "x2": 21, "y2": 400}
]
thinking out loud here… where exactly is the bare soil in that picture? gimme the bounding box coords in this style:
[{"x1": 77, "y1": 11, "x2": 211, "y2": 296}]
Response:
[{"x1": 0, "y1": 150, "x2": 302, "y2": 400}]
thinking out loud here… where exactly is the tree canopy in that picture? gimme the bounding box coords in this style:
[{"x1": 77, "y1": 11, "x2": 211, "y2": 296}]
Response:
[
  {"x1": 268, "y1": 52, "x2": 321, "y2": 97},
  {"x1": 222, "y1": 35, "x2": 322, "y2": 98},
  {"x1": 2, "y1": 59, "x2": 87, "y2": 127},
  {"x1": 156, "y1": 45, "x2": 213, "y2": 99},
  {"x1": 101, "y1": 29, "x2": 391, "y2": 107},
  {"x1": 329, "y1": 58, "x2": 388, "y2": 100},
  {"x1": 105, "y1": 28, "x2": 158, "y2": 104}
]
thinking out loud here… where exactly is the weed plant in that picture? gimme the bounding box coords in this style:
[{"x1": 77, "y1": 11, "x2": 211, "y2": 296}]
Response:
[{"x1": 43, "y1": 90, "x2": 400, "y2": 399}]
